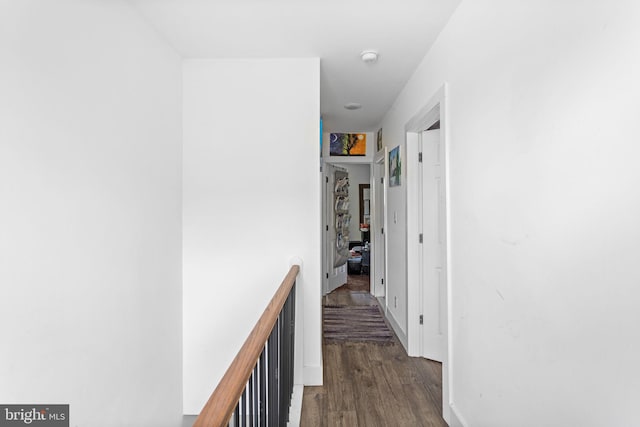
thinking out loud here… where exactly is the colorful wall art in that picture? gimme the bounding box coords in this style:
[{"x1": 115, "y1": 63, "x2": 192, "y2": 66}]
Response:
[
  {"x1": 329, "y1": 133, "x2": 366, "y2": 156},
  {"x1": 389, "y1": 145, "x2": 401, "y2": 187}
]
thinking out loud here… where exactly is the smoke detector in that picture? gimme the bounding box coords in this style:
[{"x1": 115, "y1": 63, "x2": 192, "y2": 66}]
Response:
[
  {"x1": 360, "y1": 50, "x2": 379, "y2": 63},
  {"x1": 344, "y1": 102, "x2": 362, "y2": 110}
]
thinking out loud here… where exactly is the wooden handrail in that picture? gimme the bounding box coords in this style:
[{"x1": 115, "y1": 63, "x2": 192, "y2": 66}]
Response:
[{"x1": 193, "y1": 265, "x2": 300, "y2": 427}]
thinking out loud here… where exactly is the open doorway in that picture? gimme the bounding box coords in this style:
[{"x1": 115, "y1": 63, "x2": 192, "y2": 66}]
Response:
[
  {"x1": 405, "y1": 84, "x2": 452, "y2": 424},
  {"x1": 322, "y1": 162, "x2": 372, "y2": 296}
]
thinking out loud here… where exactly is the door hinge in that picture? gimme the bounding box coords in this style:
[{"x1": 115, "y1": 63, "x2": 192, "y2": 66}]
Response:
[
  {"x1": 381, "y1": 278, "x2": 384, "y2": 285},
  {"x1": 326, "y1": 273, "x2": 329, "y2": 279},
  {"x1": 381, "y1": 227, "x2": 384, "y2": 235},
  {"x1": 419, "y1": 233, "x2": 423, "y2": 243},
  {"x1": 419, "y1": 315, "x2": 424, "y2": 325},
  {"x1": 326, "y1": 176, "x2": 329, "y2": 183},
  {"x1": 418, "y1": 152, "x2": 423, "y2": 163},
  {"x1": 381, "y1": 177, "x2": 384, "y2": 184},
  {"x1": 326, "y1": 225, "x2": 329, "y2": 231}
]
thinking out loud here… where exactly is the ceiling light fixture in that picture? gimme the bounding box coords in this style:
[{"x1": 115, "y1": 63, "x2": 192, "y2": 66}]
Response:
[
  {"x1": 360, "y1": 50, "x2": 379, "y2": 63},
  {"x1": 344, "y1": 102, "x2": 362, "y2": 110}
]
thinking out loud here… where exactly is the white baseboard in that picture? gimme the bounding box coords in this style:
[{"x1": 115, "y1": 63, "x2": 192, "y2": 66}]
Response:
[
  {"x1": 303, "y1": 365, "x2": 323, "y2": 386},
  {"x1": 385, "y1": 309, "x2": 408, "y2": 351},
  {"x1": 287, "y1": 384, "x2": 304, "y2": 427},
  {"x1": 449, "y1": 403, "x2": 469, "y2": 427}
]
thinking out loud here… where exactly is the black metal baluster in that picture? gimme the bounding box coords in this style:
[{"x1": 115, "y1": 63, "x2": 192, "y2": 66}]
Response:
[
  {"x1": 268, "y1": 318, "x2": 280, "y2": 426},
  {"x1": 290, "y1": 283, "x2": 296, "y2": 407},
  {"x1": 233, "y1": 403, "x2": 240, "y2": 427},
  {"x1": 240, "y1": 387, "x2": 247, "y2": 427},
  {"x1": 245, "y1": 368, "x2": 253, "y2": 427},
  {"x1": 285, "y1": 284, "x2": 295, "y2": 421},
  {"x1": 283, "y1": 297, "x2": 289, "y2": 424},
  {"x1": 259, "y1": 348, "x2": 266, "y2": 426},
  {"x1": 287, "y1": 286, "x2": 294, "y2": 423},
  {"x1": 276, "y1": 317, "x2": 282, "y2": 427},
  {"x1": 266, "y1": 337, "x2": 272, "y2": 426},
  {"x1": 252, "y1": 361, "x2": 258, "y2": 427}
]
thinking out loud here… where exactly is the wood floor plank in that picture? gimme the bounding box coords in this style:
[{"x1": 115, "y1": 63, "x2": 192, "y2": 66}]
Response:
[
  {"x1": 301, "y1": 386, "x2": 326, "y2": 427},
  {"x1": 324, "y1": 346, "x2": 355, "y2": 414},
  {"x1": 326, "y1": 410, "x2": 358, "y2": 427},
  {"x1": 301, "y1": 274, "x2": 447, "y2": 427},
  {"x1": 402, "y1": 382, "x2": 445, "y2": 427}
]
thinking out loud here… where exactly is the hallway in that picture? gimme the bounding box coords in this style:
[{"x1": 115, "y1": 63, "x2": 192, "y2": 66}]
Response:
[{"x1": 301, "y1": 275, "x2": 446, "y2": 426}]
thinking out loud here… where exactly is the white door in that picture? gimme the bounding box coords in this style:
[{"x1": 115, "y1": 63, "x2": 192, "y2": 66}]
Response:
[
  {"x1": 421, "y1": 129, "x2": 446, "y2": 362},
  {"x1": 324, "y1": 163, "x2": 347, "y2": 295}
]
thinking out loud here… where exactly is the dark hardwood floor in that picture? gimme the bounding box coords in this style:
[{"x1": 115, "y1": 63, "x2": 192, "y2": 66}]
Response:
[{"x1": 301, "y1": 274, "x2": 446, "y2": 427}]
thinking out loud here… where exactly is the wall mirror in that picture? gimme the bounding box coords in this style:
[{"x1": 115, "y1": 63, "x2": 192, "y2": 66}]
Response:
[{"x1": 359, "y1": 184, "x2": 370, "y2": 225}]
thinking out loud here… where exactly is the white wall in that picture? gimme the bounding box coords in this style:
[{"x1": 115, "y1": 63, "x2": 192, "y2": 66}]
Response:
[
  {"x1": 381, "y1": 0, "x2": 640, "y2": 425},
  {"x1": 0, "y1": 2, "x2": 183, "y2": 426},
  {"x1": 182, "y1": 59, "x2": 321, "y2": 414},
  {"x1": 384, "y1": 142, "x2": 408, "y2": 338}
]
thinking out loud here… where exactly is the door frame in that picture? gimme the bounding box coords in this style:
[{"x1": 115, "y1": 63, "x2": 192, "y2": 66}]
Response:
[
  {"x1": 372, "y1": 148, "x2": 388, "y2": 300},
  {"x1": 405, "y1": 84, "x2": 453, "y2": 424}
]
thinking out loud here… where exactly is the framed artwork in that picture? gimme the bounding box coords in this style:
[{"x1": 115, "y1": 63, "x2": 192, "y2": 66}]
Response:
[
  {"x1": 389, "y1": 146, "x2": 401, "y2": 187},
  {"x1": 329, "y1": 133, "x2": 366, "y2": 156},
  {"x1": 376, "y1": 128, "x2": 383, "y2": 152}
]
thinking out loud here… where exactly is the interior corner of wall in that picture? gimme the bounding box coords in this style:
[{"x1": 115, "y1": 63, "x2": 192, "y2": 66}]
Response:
[{"x1": 449, "y1": 402, "x2": 470, "y2": 427}]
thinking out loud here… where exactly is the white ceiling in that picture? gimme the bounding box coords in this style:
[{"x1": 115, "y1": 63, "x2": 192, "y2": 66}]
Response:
[{"x1": 129, "y1": 0, "x2": 461, "y2": 132}]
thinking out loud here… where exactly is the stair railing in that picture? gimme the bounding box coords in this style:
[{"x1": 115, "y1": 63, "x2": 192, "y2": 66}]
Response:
[{"x1": 193, "y1": 265, "x2": 299, "y2": 427}]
